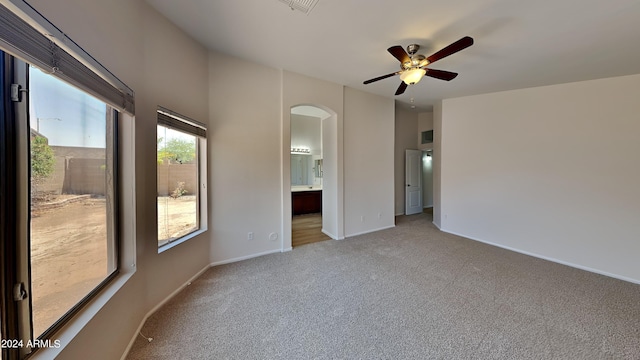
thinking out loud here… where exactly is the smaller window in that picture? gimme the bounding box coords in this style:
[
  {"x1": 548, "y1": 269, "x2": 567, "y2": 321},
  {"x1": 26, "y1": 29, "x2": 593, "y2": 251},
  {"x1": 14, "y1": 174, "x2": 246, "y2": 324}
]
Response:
[{"x1": 157, "y1": 108, "x2": 207, "y2": 249}]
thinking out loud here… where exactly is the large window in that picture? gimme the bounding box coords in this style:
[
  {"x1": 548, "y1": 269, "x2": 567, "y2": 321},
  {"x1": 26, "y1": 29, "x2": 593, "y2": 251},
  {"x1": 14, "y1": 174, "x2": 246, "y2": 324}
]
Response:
[
  {"x1": 1, "y1": 3, "x2": 133, "y2": 358},
  {"x1": 1, "y1": 54, "x2": 119, "y2": 358},
  {"x1": 157, "y1": 108, "x2": 207, "y2": 249},
  {"x1": 28, "y1": 66, "x2": 118, "y2": 337}
]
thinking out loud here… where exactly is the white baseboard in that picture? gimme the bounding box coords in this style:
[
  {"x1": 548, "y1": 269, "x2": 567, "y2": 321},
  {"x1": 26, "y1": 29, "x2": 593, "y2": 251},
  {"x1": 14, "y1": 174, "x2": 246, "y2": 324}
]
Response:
[
  {"x1": 210, "y1": 248, "x2": 282, "y2": 267},
  {"x1": 282, "y1": 247, "x2": 293, "y2": 252},
  {"x1": 321, "y1": 228, "x2": 335, "y2": 239},
  {"x1": 121, "y1": 264, "x2": 211, "y2": 360},
  {"x1": 322, "y1": 228, "x2": 340, "y2": 240},
  {"x1": 346, "y1": 225, "x2": 395, "y2": 238},
  {"x1": 441, "y1": 228, "x2": 640, "y2": 286}
]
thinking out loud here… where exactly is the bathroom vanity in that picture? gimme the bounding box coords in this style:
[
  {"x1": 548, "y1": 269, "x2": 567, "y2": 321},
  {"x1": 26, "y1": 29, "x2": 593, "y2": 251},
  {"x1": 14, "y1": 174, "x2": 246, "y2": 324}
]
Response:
[{"x1": 292, "y1": 187, "x2": 322, "y2": 215}]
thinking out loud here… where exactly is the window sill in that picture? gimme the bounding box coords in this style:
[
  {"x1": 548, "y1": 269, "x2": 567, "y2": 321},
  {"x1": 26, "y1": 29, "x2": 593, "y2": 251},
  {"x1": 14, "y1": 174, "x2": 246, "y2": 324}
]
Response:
[
  {"x1": 158, "y1": 228, "x2": 207, "y2": 254},
  {"x1": 30, "y1": 268, "x2": 135, "y2": 360}
]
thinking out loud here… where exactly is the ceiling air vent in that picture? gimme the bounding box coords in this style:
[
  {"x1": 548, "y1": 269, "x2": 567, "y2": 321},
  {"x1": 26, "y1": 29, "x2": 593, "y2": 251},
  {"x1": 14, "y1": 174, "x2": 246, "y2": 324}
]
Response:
[{"x1": 278, "y1": 0, "x2": 319, "y2": 15}]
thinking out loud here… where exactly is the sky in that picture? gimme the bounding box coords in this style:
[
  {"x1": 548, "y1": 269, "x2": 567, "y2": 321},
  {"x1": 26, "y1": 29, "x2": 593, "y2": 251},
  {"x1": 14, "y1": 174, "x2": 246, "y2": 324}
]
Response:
[
  {"x1": 29, "y1": 66, "x2": 107, "y2": 148},
  {"x1": 29, "y1": 65, "x2": 197, "y2": 149}
]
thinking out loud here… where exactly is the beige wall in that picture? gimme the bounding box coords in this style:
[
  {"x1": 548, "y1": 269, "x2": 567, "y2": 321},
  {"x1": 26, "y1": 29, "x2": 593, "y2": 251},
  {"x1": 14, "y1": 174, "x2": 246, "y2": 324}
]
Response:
[
  {"x1": 291, "y1": 114, "x2": 322, "y2": 156},
  {"x1": 343, "y1": 88, "x2": 395, "y2": 236},
  {"x1": 209, "y1": 52, "x2": 283, "y2": 262},
  {"x1": 157, "y1": 164, "x2": 198, "y2": 196},
  {"x1": 208, "y1": 55, "x2": 396, "y2": 257},
  {"x1": 440, "y1": 74, "x2": 640, "y2": 283},
  {"x1": 418, "y1": 112, "x2": 434, "y2": 207},
  {"x1": 37, "y1": 146, "x2": 106, "y2": 195},
  {"x1": 393, "y1": 106, "x2": 418, "y2": 215},
  {"x1": 433, "y1": 101, "x2": 443, "y2": 227},
  {"x1": 63, "y1": 158, "x2": 106, "y2": 195},
  {"x1": 417, "y1": 112, "x2": 434, "y2": 151},
  {"x1": 24, "y1": 0, "x2": 211, "y2": 359}
]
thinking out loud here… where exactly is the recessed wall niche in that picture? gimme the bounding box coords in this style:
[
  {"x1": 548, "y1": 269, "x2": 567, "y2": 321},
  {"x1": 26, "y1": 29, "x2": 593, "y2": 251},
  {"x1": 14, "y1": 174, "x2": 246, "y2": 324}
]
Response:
[{"x1": 421, "y1": 130, "x2": 433, "y2": 144}]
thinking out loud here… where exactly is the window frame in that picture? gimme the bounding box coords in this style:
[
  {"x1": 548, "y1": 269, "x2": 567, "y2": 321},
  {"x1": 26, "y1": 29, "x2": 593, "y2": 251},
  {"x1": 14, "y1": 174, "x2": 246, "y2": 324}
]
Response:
[
  {"x1": 1, "y1": 53, "x2": 122, "y2": 358},
  {"x1": 1, "y1": 2, "x2": 136, "y2": 358},
  {"x1": 156, "y1": 107, "x2": 208, "y2": 251}
]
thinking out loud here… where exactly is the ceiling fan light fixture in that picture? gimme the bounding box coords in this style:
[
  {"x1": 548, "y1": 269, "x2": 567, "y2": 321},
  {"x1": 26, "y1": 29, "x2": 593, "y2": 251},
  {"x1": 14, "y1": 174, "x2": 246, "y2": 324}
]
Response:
[
  {"x1": 400, "y1": 68, "x2": 426, "y2": 85},
  {"x1": 278, "y1": 0, "x2": 319, "y2": 14}
]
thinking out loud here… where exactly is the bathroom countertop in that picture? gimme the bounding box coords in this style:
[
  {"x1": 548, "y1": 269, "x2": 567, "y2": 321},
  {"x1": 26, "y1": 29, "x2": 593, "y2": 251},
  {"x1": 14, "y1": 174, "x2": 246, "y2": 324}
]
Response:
[{"x1": 291, "y1": 186, "x2": 322, "y2": 192}]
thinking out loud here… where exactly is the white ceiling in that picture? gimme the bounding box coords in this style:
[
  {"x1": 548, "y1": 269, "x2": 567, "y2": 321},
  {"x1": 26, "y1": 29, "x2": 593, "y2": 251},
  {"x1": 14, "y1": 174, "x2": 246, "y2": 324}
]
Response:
[{"x1": 145, "y1": 0, "x2": 640, "y2": 112}]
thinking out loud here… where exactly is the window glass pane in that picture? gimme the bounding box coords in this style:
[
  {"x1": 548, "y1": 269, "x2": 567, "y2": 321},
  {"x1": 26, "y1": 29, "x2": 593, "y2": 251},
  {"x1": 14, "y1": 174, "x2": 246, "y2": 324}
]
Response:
[
  {"x1": 28, "y1": 66, "x2": 116, "y2": 337},
  {"x1": 157, "y1": 125, "x2": 199, "y2": 247}
]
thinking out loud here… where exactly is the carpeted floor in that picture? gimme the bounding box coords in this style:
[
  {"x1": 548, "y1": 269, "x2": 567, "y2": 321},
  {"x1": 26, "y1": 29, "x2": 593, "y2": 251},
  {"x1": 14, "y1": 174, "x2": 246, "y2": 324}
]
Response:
[{"x1": 127, "y1": 212, "x2": 640, "y2": 359}]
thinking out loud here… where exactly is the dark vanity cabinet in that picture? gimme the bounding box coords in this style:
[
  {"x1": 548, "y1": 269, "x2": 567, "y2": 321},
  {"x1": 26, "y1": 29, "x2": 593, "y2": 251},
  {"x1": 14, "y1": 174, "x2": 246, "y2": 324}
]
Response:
[{"x1": 292, "y1": 190, "x2": 322, "y2": 215}]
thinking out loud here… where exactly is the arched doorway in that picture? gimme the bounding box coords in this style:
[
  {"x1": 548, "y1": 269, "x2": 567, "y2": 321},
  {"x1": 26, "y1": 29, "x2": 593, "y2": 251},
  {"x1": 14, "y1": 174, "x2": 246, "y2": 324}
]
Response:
[{"x1": 285, "y1": 104, "x2": 339, "y2": 248}]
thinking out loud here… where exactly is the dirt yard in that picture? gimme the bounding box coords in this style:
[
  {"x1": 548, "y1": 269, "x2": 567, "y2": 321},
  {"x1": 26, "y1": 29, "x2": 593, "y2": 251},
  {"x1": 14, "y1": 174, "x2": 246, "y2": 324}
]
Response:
[
  {"x1": 30, "y1": 195, "x2": 196, "y2": 337},
  {"x1": 157, "y1": 195, "x2": 198, "y2": 244}
]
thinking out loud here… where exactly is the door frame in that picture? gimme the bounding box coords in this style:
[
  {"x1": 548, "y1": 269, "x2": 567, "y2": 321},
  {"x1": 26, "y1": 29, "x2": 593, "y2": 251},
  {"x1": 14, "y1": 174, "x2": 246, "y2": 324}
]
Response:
[{"x1": 282, "y1": 104, "x2": 342, "y2": 251}]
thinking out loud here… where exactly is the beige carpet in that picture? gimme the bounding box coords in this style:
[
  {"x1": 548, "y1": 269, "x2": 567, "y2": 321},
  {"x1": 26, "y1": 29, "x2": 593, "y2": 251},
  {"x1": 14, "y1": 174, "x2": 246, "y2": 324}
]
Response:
[{"x1": 127, "y1": 212, "x2": 640, "y2": 359}]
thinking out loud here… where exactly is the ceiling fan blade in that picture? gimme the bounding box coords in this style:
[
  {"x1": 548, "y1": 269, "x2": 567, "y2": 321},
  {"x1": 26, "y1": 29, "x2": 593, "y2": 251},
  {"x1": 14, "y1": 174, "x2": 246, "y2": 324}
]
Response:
[
  {"x1": 387, "y1": 45, "x2": 410, "y2": 64},
  {"x1": 426, "y1": 36, "x2": 474, "y2": 64},
  {"x1": 395, "y1": 82, "x2": 408, "y2": 95},
  {"x1": 425, "y1": 68, "x2": 458, "y2": 81},
  {"x1": 363, "y1": 72, "x2": 399, "y2": 84}
]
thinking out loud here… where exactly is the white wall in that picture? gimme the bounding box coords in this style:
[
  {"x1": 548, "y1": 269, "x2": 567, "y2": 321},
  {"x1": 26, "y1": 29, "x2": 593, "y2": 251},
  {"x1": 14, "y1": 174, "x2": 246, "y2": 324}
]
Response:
[
  {"x1": 24, "y1": 0, "x2": 211, "y2": 359},
  {"x1": 432, "y1": 102, "x2": 443, "y2": 227},
  {"x1": 440, "y1": 74, "x2": 640, "y2": 283},
  {"x1": 208, "y1": 57, "x2": 396, "y2": 252},
  {"x1": 417, "y1": 112, "x2": 434, "y2": 151},
  {"x1": 418, "y1": 112, "x2": 434, "y2": 207},
  {"x1": 394, "y1": 107, "x2": 418, "y2": 215},
  {"x1": 291, "y1": 114, "x2": 321, "y2": 155},
  {"x1": 344, "y1": 88, "x2": 395, "y2": 236},
  {"x1": 209, "y1": 52, "x2": 283, "y2": 262}
]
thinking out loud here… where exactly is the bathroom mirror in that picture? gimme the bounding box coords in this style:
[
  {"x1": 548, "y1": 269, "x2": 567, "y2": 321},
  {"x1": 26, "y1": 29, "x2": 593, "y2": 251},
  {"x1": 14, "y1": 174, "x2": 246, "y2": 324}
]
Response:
[{"x1": 291, "y1": 154, "x2": 313, "y2": 185}]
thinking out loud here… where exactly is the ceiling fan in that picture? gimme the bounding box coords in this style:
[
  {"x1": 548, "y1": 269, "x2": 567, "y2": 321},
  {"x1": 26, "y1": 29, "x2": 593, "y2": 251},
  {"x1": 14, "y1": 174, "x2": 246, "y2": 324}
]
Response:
[{"x1": 363, "y1": 36, "x2": 474, "y2": 95}]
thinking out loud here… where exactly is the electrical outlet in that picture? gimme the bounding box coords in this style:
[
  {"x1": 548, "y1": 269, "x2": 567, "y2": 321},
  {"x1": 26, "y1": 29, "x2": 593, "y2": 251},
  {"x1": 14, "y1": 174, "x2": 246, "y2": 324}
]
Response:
[
  {"x1": 360, "y1": 216, "x2": 365, "y2": 222},
  {"x1": 247, "y1": 232, "x2": 253, "y2": 240},
  {"x1": 377, "y1": 212, "x2": 382, "y2": 219}
]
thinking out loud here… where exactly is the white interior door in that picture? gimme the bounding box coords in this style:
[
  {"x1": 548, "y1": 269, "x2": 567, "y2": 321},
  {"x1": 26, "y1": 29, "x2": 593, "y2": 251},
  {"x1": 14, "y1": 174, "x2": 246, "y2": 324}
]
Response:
[{"x1": 405, "y1": 149, "x2": 423, "y2": 215}]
